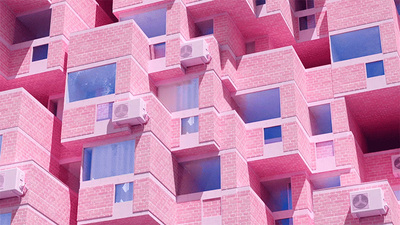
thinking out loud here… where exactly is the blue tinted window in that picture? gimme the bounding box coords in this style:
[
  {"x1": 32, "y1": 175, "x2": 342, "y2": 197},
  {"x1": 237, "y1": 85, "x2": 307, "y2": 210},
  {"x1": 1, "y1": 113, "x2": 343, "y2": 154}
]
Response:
[
  {"x1": 32, "y1": 44, "x2": 48, "y2": 61},
  {"x1": 396, "y1": 1, "x2": 400, "y2": 15},
  {"x1": 0, "y1": 135, "x2": 2, "y2": 157},
  {"x1": 132, "y1": 8, "x2": 166, "y2": 38},
  {"x1": 196, "y1": 20, "x2": 213, "y2": 36},
  {"x1": 115, "y1": 182, "x2": 134, "y2": 203},
  {"x1": 264, "y1": 126, "x2": 282, "y2": 144},
  {"x1": 153, "y1": 42, "x2": 166, "y2": 59},
  {"x1": 275, "y1": 218, "x2": 293, "y2": 225},
  {"x1": 236, "y1": 88, "x2": 281, "y2": 123},
  {"x1": 309, "y1": 104, "x2": 332, "y2": 135},
  {"x1": 366, "y1": 60, "x2": 385, "y2": 78},
  {"x1": 256, "y1": 0, "x2": 266, "y2": 5},
  {"x1": 178, "y1": 157, "x2": 221, "y2": 195},
  {"x1": 331, "y1": 26, "x2": 382, "y2": 62},
  {"x1": 82, "y1": 140, "x2": 135, "y2": 181},
  {"x1": 181, "y1": 116, "x2": 199, "y2": 135},
  {"x1": 68, "y1": 63, "x2": 116, "y2": 102},
  {"x1": 0, "y1": 213, "x2": 11, "y2": 225}
]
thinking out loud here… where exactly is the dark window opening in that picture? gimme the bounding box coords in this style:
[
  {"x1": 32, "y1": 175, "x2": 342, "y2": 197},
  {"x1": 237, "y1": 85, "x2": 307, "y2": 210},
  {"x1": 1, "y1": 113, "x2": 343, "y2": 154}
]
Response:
[
  {"x1": 256, "y1": 0, "x2": 266, "y2": 6},
  {"x1": 150, "y1": 42, "x2": 166, "y2": 59},
  {"x1": 309, "y1": 104, "x2": 332, "y2": 135},
  {"x1": 299, "y1": 15, "x2": 316, "y2": 31},
  {"x1": 14, "y1": 9, "x2": 51, "y2": 44},
  {"x1": 246, "y1": 41, "x2": 256, "y2": 54},
  {"x1": 295, "y1": 0, "x2": 314, "y2": 11},
  {"x1": 235, "y1": 88, "x2": 281, "y2": 123},
  {"x1": 275, "y1": 218, "x2": 293, "y2": 225},
  {"x1": 261, "y1": 178, "x2": 292, "y2": 212},
  {"x1": 32, "y1": 44, "x2": 48, "y2": 61},
  {"x1": 312, "y1": 176, "x2": 340, "y2": 190},
  {"x1": 177, "y1": 157, "x2": 221, "y2": 195},
  {"x1": 195, "y1": 19, "x2": 213, "y2": 37}
]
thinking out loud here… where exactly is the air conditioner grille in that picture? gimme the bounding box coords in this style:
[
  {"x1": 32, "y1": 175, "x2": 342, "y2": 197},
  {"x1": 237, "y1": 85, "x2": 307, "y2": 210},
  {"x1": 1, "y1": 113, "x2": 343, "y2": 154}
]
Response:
[
  {"x1": 114, "y1": 104, "x2": 129, "y2": 119},
  {"x1": 352, "y1": 193, "x2": 369, "y2": 209},
  {"x1": 180, "y1": 45, "x2": 193, "y2": 58}
]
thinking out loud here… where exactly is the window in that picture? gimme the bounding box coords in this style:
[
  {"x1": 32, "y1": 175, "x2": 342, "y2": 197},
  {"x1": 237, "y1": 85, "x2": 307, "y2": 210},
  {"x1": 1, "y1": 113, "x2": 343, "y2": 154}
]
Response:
[
  {"x1": 158, "y1": 78, "x2": 199, "y2": 112},
  {"x1": 299, "y1": 15, "x2": 316, "y2": 31},
  {"x1": 295, "y1": 0, "x2": 314, "y2": 11},
  {"x1": 127, "y1": 8, "x2": 166, "y2": 38},
  {"x1": 264, "y1": 126, "x2": 282, "y2": 144},
  {"x1": 235, "y1": 88, "x2": 281, "y2": 123},
  {"x1": 177, "y1": 157, "x2": 221, "y2": 195},
  {"x1": 181, "y1": 116, "x2": 199, "y2": 135},
  {"x1": 262, "y1": 178, "x2": 292, "y2": 211},
  {"x1": 32, "y1": 44, "x2": 48, "y2": 61},
  {"x1": 13, "y1": 9, "x2": 51, "y2": 44},
  {"x1": 195, "y1": 19, "x2": 213, "y2": 37},
  {"x1": 0, "y1": 135, "x2": 2, "y2": 157},
  {"x1": 396, "y1": 0, "x2": 400, "y2": 15},
  {"x1": 82, "y1": 140, "x2": 135, "y2": 181},
  {"x1": 275, "y1": 218, "x2": 293, "y2": 225},
  {"x1": 246, "y1": 41, "x2": 255, "y2": 54},
  {"x1": 366, "y1": 60, "x2": 385, "y2": 78},
  {"x1": 0, "y1": 213, "x2": 11, "y2": 225},
  {"x1": 330, "y1": 26, "x2": 382, "y2": 62},
  {"x1": 312, "y1": 176, "x2": 340, "y2": 190},
  {"x1": 97, "y1": 102, "x2": 113, "y2": 121},
  {"x1": 309, "y1": 104, "x2": 332, "y2": 135},
  {"x1": 67, "y1": 63, "x2": 116, "y2": 102},
  {"x1": 256, "y1": 0, "x2": 266, "y2": 6},
  {"x1": 115, "y1": 182, "x2": 134, "y2": 203},
  {"x1": 150, "y1": 42, "x2": 166, "y2": 59},
  {"x1": 394, "y1": 190, "x2": 400, "y2": 201}
]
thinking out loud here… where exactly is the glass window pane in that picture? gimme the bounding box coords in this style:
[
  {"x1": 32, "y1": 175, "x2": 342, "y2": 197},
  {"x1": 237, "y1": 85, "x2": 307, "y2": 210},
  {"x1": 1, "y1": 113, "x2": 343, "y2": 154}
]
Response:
[
  {"x1": 68, "y1": 63, "x2": 116, "y2": 102},
  {"x1": 275, "y1": 218, "x2": 293, "y2": 225},
  {"x1": 158, "y1": 78, "x2": 199, "y2": 112},
  {"x1": 97, "y1": 102, "x2": 113, "y2": 121},
  {"x1": 366, "y1": 60, "x2": 385, "y2": 78},
  {"x1": 131, "y1": 8, "x2": 166, "y2": 38},
  {"x1": 83, "y1": 140, "x2": 135, "y2": 181},
  {"x1": 32, "y1": 44, "x2": 48, "y2": 61},
  {"x1": 195, "y1": 20, "x2": 213, "y2": 36},
  {"x1": 0, "y1": 213, "x2": 12, "y2": 225},
  {"x1": 115, "y1": 182, "x2": 134, "y2": 203},
  {"x1": 181, "y1": 116, "x2": 199, "y2": 134},
  {"x1": 153, "y1": 42, "x2": 166, "y2": 59},
  {"x1": 178, "y1": 157, "x2": 221, "y2": 195},
  {"x1": 264, "y1": 126, "x2": 282, "y2": 144},
  {"x1": 331, "y1": 26, "x2": 382, "y2": 62},
  {"x1": 0, "y1": 135, "x2": 2, "y2": 157},
  {"x1": 256, "y1": 0, "x2": 266, "y2": 5},
  {"x1": 299, "y1": 16, "x2": 308, "y2": 30},
  {"x1": 309, "y1": 104, "x2": 332, "y2": 135},
  {"x1": 307, "y1": 15, "x2": 316, "y2": 29}
]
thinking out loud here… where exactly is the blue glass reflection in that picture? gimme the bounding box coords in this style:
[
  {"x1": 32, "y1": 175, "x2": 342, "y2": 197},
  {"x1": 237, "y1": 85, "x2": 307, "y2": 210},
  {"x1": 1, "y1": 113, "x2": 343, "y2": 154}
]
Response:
[
  {"x1": 82, "y1": 140, "x2": 135, "y2": 181},
  {"x1": 115, "y1": 182, "x2": 134, "y2": 203},
  {"x1": 366, "y1": 60, "x2": 385, "y2": 78},
  {"x1": 32, "y1": 44, "x2": 48, "y2": 61},
  {"x1": 0, "y1": 213, "x2": 11, "y2": 225},
  {"x1": 181, "y1": 116, "x2": 199, "y2": 134},
  {"x1": 310, "y1": 104, "x2": 332, "y2": 135},
  {"x1": 331, "y1": 26, "x2": 382, "y2": 62},
  {"x1": 264, "y1": 126, "x2": 282, "y2": 144},
  {"x1": 68, "y1": 63, "x2": 116, "y2": 102},
  {"x1": 132, "y1": 8, "x2": 166, "y2": 38}
]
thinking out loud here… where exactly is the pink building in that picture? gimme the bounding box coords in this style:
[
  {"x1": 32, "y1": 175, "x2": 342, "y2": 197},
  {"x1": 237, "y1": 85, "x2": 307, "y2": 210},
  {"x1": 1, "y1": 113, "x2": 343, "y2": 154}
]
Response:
[{"x1": 0, "y1": 0, "x2": 399, "y2": 224}]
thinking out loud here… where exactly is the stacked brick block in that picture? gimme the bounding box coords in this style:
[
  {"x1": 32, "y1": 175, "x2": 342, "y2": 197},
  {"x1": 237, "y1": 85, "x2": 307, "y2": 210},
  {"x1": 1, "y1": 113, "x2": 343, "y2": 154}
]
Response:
[{"x1": 0, "y1": 0, "x2": 399, "y2": 224}]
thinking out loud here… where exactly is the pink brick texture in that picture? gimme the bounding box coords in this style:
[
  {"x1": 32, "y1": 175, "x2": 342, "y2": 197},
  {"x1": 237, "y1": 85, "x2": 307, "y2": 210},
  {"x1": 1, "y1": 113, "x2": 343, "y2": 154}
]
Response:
[{"x1": 0, "y1": 0, "x2": 399, "y2": 224}]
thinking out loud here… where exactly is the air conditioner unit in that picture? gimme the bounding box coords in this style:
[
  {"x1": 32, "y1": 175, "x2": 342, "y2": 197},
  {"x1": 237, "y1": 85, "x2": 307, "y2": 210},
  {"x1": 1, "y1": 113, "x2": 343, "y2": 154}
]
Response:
[
  {"x1": 350, "y1": 188, "x2": 388, "y2": 218},
  {"x1": 180, "y1": 39, "x2": 211, "y2": 68},
  {"x1": 112, "y1": 98, "x2": 147, "y2": 126},
  {"x1": 0, "y1": 168, "x2": 25, "y2": 199},
  {"x1": 391, "y1": 154, "x2": 400, "y2": 177}
]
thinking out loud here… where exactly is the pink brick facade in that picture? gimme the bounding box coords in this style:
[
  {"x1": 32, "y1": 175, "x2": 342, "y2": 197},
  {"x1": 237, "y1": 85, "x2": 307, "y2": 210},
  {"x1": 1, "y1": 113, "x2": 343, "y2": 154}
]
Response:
[{"x1": 0, "y1": 0, "x2": 399, "y2": 224}]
